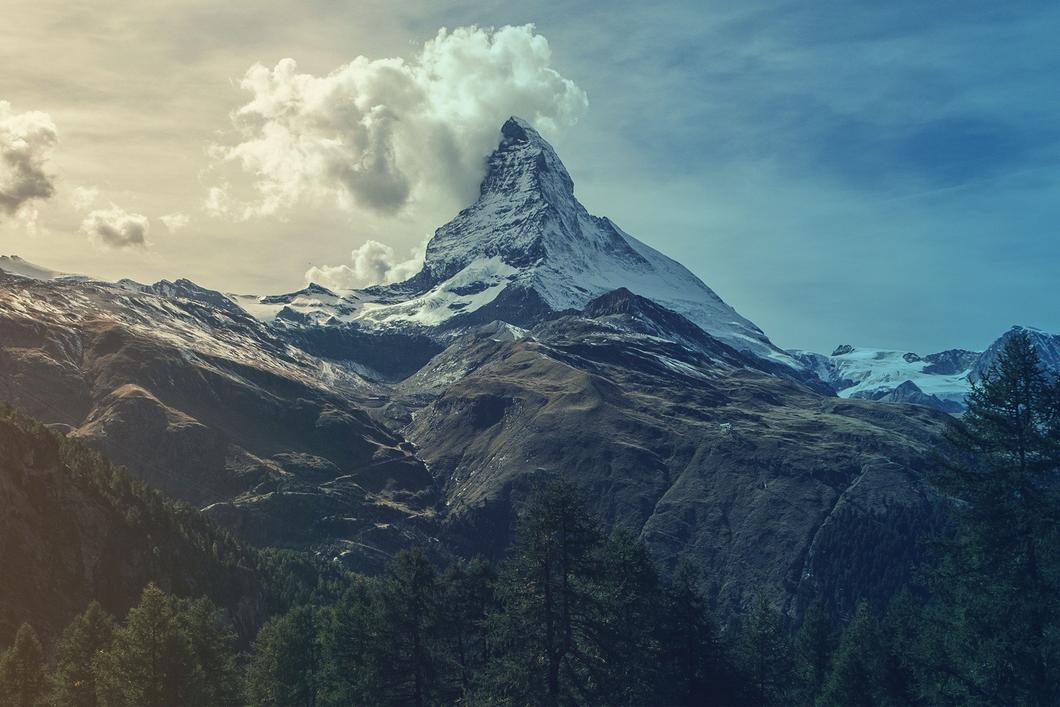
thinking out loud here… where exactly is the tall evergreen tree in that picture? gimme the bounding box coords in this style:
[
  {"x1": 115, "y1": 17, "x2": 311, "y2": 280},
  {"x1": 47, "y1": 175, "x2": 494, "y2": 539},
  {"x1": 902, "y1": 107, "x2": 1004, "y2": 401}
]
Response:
[
  {"x1": 926, "y1": 331, "x2": 1060, "y2": 704},
  {"x1": 736, "y1": 596, "x2": 792, "y2": 706},
  {"x1": 439, "y1": 557, "x2": 494, "y2": 698},
  {"x1": 49, "y1": 602, "x2": 115, "y2": 707},
  {"x1": 244, "y1": 606, "x2": 320, "y2": 707},
  {"x1": 484, "y1": 481, "x2": 602, "y2": 706},
  {"x1": 316, "y1": 581, "x2": 383, "y2": 706},
  {"x1": 659, "y1": 561, "x2": 727, "y2": 705},
  {"x1": 94, "y1": 584, "x2": 204, "y2": 707},
  {"x1": 588, "y1": 530, "x2": 665, "y2": 705},
  {"x1": 376, "y1": 549, "x2": 441, "y2": 707},
  {"x1": 818, "y1": 601, "x2": 882, "y2": 707},
  {"x1": 794, "y1": 599, "x2": 835, "y2": 705},
  {"x1": 176, "y1": 597, "x2": 240, "y2": 706},
  {"x1": 876, "y1": 590, "x2": 923, "y2": 706},
  {"x1": 0, "y1": 623, "x2": 46, "y2": 707}
]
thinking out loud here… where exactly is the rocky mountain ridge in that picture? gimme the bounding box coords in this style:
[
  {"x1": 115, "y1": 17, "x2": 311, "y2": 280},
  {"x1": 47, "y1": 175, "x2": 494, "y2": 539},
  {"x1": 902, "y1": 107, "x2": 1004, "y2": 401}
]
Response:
[{"x1": 1, "y1": 117, "x2": 1049, "y2": 617}]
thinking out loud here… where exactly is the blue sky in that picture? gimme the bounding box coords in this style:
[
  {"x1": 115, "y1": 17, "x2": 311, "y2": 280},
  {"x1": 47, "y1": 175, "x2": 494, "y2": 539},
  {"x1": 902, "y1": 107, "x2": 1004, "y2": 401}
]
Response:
[
  {"x1": 399, "y1": 0, "x2": 1060, "y2": 352},
  {"x1": 3, "y1": 0, "x2": 1058, "y2": 353}
]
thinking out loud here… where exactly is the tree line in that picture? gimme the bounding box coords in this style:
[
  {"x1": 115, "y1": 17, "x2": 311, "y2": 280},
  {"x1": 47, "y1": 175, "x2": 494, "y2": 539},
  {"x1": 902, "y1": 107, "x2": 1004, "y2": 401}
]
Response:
[{"x1": 1, "y1": 331, "x2": 1057, "y2": 705}]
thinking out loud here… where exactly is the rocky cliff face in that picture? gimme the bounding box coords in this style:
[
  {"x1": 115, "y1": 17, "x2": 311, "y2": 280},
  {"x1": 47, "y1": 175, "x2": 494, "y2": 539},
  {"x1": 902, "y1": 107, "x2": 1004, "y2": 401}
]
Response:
[
  {"x1": 971, "y1": 325, "x2": 1060, "y2": 382},
  {"x1": 0, "y1": 270, "x2": 437, "y2": 572},
  {"x1": 397, "y1": 292, "x2": 948, "y2": 616}
]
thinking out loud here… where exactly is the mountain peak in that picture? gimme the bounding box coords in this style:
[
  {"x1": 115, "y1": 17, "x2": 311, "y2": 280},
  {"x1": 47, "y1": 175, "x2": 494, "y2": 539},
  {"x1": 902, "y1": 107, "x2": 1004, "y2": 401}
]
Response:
[
  {"x1": 274, "y1": 117, "x2": 798, "y2": 369},
  {"x1": 479, "y1": 116, "x2": 574, "y2": 202},
  {"x1": 0, "y1": 254, "x2": 62, "y2": 280},
  {"x1": 500, "y1": 116, "x2": 536, "y2": 142}
]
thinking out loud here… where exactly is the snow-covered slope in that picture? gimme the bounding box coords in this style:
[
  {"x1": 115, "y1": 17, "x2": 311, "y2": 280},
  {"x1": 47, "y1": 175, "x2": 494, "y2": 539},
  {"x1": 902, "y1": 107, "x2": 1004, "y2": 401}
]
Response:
[
  {"x1": 0, "y1": 255, "x2": 66, "y2": 280},
  {"x1": 263, "y1": 117, "x2": 796, "y2": 367},
  {"x1": 0, "y1": 269, "x2": 376, "y2": 398},
  {"x1": 792, "y1": 325, "x2": 1060, "y2": 412},
  {"x1": 790, "y1": 346, "x2": 977, "y2": 410},
  {"x1": 971, "y1": 326, "x2": 1060, "y2": 382}
]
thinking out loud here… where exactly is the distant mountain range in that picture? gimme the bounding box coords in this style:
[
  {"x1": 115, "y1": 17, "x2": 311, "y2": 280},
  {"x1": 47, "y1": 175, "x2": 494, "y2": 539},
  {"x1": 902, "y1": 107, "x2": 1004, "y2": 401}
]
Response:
[
  {"x1": 791, "y1": 325, "x2": 1060, "y2": 413},
  {"x1": 1, "y1": 117, "x2": 1054, "y2": 619}
]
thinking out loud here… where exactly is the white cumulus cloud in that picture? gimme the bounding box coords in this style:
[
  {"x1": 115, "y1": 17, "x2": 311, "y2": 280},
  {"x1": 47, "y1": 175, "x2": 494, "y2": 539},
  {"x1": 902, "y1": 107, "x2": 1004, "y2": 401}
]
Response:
[
  {"x1": 160, "y1": 212, "x2": 190, "y2": 233},
  {"x1": 212, "y1": 24, "x2": 587, "y2": 219},
  {"x1": 0, "y1": 101, "x2": 59, "y2": 217},
  {"x1": 203, "y1": 184, "x2": 234, "y2": 217},
  {"x1": 71, "y1": 185, "x2": 100, "y2": 211},
  {"x1": 306, "y1": 236, "x2": 429, "y2": 290},
  {"x1": 81, "y1": 205, "x2": 150, "y2": 249}
]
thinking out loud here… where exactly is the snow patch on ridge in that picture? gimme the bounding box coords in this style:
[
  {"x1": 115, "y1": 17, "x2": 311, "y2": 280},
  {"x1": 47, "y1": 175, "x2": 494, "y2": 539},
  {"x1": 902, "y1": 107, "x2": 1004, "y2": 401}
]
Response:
[{"x1": 359, "y1": 257, "x2": 519, "y2": 327}]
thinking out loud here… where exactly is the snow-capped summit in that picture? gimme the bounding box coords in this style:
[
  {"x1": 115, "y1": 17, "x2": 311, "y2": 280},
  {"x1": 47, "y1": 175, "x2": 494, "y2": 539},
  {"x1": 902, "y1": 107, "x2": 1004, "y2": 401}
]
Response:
[
  {"x1": 413, "y1": 116, "x2": 579, "y2": 283},
  {"x1": 0, "y1": 255, "x2": 64, "y2": 280},
  {"x1": 791, "y1": 325, "x2": 1060, "y2": 412},
  {"x1": 971, "y1": 325, "x2": 1060, "y2": 382},
  {"x1": 284, "y1": 117, "x2": 795, "y2": 367},
  {"x1": 789, "y1": 345, "x2": 977, "y2": 411}
]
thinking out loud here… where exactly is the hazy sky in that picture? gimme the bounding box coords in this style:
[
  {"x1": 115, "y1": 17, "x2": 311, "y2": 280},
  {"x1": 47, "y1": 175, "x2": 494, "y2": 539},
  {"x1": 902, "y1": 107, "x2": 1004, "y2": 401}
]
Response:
[{"x1": 2, "y1": 1, "x2": 1058, "y2": 354}]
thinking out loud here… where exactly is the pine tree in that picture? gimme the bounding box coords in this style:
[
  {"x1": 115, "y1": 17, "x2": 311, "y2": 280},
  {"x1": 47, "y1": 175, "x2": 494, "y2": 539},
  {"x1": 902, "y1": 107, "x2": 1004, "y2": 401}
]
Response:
[
  {"x1": 49, "y1": 602, "x2": 115, "y2": 707},
  {"x1": 794, "y1": 599, "x2": 834, "y2": 705},
  {"x1": 376, "y1": 548, "x2": 441, "y2": 706},
  {"x1": 316, "y1": 581, "x2": 383, "y2": 706},
  {"x1": 438, "y1": 557, "x2": 494, "y2": 698},
  {"x1": 588, "y1": 530, "x2": 664, "y2": 705},
  {"x1": 876, "y1": 590, "x2": 923, "y2": 706},
  {"x1": 659, "y1": 561, "x2": 727, "y2": 705},
  {"x1": 737, "y1": 596, "x2": 792, "y2": 706},
  {"x1": 0, "y1": 623, "x2": 46, "y2": 707},
  {"x1": 483, "y1": 481, "x2": 602, "y2": 706},
  {"x1": 926, "y1": 331, "x2": 1060, "y2": 704},
  {"x1": 244, "y1": 606, "x2": 320, "y2": 707},
  {"x1": 818, "y1": 601, "x2": 882, "y2": 707},
  {"x1": 94, "y1": 583, "x2": 205, "y2": 707},
  {"x1": 176, "y1": 597, "x2": 240, "y2": 706}
]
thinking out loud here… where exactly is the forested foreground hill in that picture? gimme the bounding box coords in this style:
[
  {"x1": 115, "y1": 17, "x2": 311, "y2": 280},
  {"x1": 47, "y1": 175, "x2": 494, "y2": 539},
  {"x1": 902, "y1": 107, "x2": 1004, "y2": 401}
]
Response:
[{"x1": 0, "y1": 404, "x2": 344, "y2": 647}]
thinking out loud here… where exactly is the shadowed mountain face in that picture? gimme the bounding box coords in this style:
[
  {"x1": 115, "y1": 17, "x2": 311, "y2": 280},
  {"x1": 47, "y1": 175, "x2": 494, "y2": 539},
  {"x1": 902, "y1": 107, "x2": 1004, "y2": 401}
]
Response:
[
  {"x1": 397, "y1": 291, "x2": 949, "y2": 616},
  {"x1": 0, "y1": 118, "x2": 966, "y2": 617}
]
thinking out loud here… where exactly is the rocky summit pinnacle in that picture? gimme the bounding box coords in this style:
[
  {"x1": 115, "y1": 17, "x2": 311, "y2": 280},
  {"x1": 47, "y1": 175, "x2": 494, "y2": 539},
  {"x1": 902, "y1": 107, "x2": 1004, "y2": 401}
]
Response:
[
  {"x1": 476, "y1": 117, "x2": 575, "y2": 203},
  {"x1": 266, "y1": 116, "x2": 799, "y2": 368}
]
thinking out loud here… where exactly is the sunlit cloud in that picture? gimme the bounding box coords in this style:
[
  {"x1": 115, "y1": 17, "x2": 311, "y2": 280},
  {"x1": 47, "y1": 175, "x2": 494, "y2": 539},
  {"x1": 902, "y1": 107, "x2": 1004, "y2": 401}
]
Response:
[
  {"x1": 305, "y1": 235, "x2": 429, "y2": 290},
  {"x1": 81, "y1": 205, "x2": 150, "y2": 249},
  {"x1": 210, "y1": 24, "x2": 587, "y2": 220},
  {"x1": 160, "y1": 212, "x2": 190, "y2": 233},
  {"x1": 71, "y1": 185, "x2": 100, "y2": 211},
  {"x1": 0, "y1": 101, "x2": 58, "y2": 218}
]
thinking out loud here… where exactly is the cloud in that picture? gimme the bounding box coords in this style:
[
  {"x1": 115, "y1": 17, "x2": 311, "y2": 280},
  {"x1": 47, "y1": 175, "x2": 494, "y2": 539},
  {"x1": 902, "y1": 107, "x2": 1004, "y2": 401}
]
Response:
[
  {"x1": 80, "y1": 205, "x2": 150, "y2": 249},
  {"x1": 71, "y1": 185, "x2": 99, "y2": 210},
  {"x1": 160, "y1": 212, "x2": 190, "y2": 233},
  {"x1": 0, "y1": 101, "x2": 59, "y2": 217},
  {"x1": 306, "y1": 236, "x2": 429, "y2": 290},
  {"x1": 212, "y1": 24, "x2": 587, "y2": 219},
  {"x1": 203, "y1": 184, "x2": 234, "y2": 217}
]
